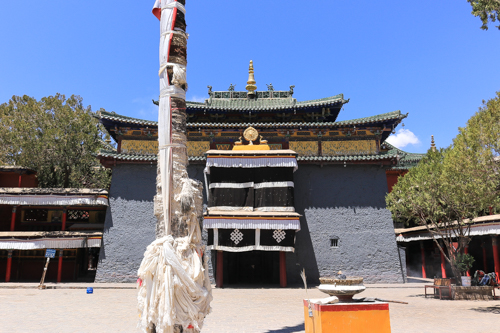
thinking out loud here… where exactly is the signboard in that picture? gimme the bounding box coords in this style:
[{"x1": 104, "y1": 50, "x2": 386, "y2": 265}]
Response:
[{"x1": 45, "y1": 249, "x2": 56, "y2": 259}]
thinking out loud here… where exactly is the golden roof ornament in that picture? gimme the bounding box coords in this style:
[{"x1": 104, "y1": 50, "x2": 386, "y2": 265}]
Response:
[
  {"x1": 245, "y1": 60, "x2": 257, "y2": 97},
  {"x1": 431, "y1": 135, "x2": 436, "y2": 152},
  {"x1": 243, "y1": 127, "x2": 259, "y2": 145},
  {"x1": 233, "y1": 126, "x2": 270, "y2": 150}
]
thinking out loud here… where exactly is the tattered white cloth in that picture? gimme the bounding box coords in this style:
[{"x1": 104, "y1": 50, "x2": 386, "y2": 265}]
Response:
[{"x1": 137, "y1": 235, "x2": 212, "y2": 333}]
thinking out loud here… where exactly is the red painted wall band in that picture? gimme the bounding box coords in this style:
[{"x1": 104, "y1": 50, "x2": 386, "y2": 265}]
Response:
[{"x1": 303, "y1": 300, "x2": 389, "y2": 312}]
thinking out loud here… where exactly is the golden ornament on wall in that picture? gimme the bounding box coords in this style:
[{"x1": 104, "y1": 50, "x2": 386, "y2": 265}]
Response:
[{"x1": 243, "y1": 127, "x2": 259, "y2": 144}]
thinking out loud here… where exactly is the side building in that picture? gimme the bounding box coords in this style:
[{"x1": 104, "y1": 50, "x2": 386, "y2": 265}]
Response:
[
  {"x1": 95, "y1": 78, "x2": 414, "y2": 285},
  {"x1": 0, "y1": 166, "x2": 108, "y2": 282}
]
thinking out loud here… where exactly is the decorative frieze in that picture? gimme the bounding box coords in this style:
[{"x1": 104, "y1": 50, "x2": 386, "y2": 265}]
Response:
[
  {"x1": 121, "y1": 140, "x2": 158, "y2": 155},
  {"x1": 268, "y1": 144, "x2": 283, "y2": 150},
  {"x1": 322, "y1": 140, "x2": 377, "y2": 156},
  {"x1": 187, "y1": 141, "x2": 210, "y2": 157},
  {"x1": 289, "y1": 141, "x2": 318, "y2": 156},
  {"x1": 216, "y1": 144, "x2": 232, "y2": 150}
]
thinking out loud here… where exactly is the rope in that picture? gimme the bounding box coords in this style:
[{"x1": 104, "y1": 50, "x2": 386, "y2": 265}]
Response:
[
  {"x1": 161, "y1": 1, "x2": 186, "y2": 14},
  {"x1": 160, "y1": 86, "x2": 186, "y2": 99},
  {"x1": 159, "y1": 144, "x2": 186, "y2": 150}
]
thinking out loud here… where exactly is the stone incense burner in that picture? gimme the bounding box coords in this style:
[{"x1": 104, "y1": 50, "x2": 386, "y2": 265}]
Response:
[{"x1": 318, "y1": 276, "x2": 366, "y2": 302}]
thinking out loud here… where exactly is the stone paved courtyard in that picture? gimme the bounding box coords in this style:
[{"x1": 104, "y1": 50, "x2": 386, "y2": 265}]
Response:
[{"x1": 0, "y1": 283, "x2": 499, "y2": 332}]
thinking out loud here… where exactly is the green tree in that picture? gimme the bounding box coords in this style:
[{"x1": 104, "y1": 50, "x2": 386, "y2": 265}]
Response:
[
  {"x1": 467, "y1": 0, "x2": 500, "y2": 30},
  {"x1": 0, "y1": 94, "x2": 112, "y2": 189},
  {"x1": 387, "y1": 92, "x2": 500, "y2": 283}
]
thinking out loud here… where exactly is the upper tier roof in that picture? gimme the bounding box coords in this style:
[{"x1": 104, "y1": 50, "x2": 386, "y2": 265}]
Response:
[
  {"x1": 188, "y1": 93, "x2": 348, "y2": 112},
  {"x1": 188, "y1": 111, "x2": 407, "y2": 128},
  {"x1": 96, "y1": 110, "x2": 406, "y2": 129}
]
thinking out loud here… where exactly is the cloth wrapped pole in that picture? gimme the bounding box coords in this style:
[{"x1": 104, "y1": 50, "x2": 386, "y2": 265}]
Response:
[
  {"x1": 138, "y1": 212, "x2": 212, "y2": 333},
  {"x1": 138, "y1": 1, "x2": 212, "y2": 332}
]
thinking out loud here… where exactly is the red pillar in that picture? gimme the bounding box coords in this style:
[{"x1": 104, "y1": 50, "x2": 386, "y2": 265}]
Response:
[
  {"x1": 18, "y1": 174, "x2": 22, "y2": 187},
  {"x1": 216, "y1": 251, "x2": 223, "y2": 288},
  {"x1": 420, "y1": 242, "x2": 427, "y2": 279},
  {"x1": 279, "y1": 251, "x2": 287, "y2": 288},
  {"x1": 492, "y1": 236, "x2": 500, "y2": 283},
  {"x1": 5, "y1": 250, "x2": 13, "y2": 282},
  {"x1": 440, "y1": 249, "x2": 447, "y2": 278},
  {"x1": 482, "y1": 242, "x2": 488, "y2": 272},
  {"x1": 10, "y1": 207, "x2": 17, "y2": 232},
  {"x1": 61, "y1": 208, "x2": 67, "y2": 231},
  {"x1": 464, "y1": 245, "x2": 470, "y2": 277},
  {"x1": 57, "y1": 250, "x2": 63, "y2": 283}
]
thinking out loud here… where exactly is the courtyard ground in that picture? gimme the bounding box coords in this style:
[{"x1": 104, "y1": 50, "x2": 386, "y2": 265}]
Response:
[{"x1": 0, "y1": 283, "x2": 498, "y2": 332}]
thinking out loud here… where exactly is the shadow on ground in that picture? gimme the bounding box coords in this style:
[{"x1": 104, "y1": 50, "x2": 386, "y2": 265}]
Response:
[
  {"x1": 264, "y1": 323, "x2": 305, "y2": 333},
  {"x1": 217, "y1": 284, "x2": 312, "y2": 290},
  {"x1": 470, "y1": 305, "x2": 500, "y2": 314}
]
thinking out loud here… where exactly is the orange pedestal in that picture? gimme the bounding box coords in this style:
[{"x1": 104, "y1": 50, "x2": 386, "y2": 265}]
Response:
[{"x1": 303, "y1": 300, "x2": 391, "y2": 333}]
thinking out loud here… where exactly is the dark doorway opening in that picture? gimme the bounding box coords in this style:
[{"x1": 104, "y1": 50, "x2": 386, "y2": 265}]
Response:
[{"x1": 224, "y1": 251, "x2": 280, "y2": 285}]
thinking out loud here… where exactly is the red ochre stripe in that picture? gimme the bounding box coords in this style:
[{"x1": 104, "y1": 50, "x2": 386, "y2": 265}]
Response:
[
  {"x1": 204, "y1": 216, "x2": 299, "y2": 220},
  {"x1": 208, "y1": 155, "x2": 296, "y2": 159},
  {"x1": 303, "y1": 300, "x2": 389, "y2": 312}
]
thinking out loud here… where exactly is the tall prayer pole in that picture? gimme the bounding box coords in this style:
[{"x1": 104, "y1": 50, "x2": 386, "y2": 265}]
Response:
[
  {"x1": 138, "y1": 1, "x2": 212, "y2": 332},
  {"x1": 152, "y1": 0, "x2": 193, "y2": 239}
]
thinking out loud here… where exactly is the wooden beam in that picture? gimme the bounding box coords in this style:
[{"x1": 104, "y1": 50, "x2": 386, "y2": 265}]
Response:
[
  {"x1": 280, "y1": 251, "x2": 287, "y2": 288},
  {"x1": 216, "y1": 251, "x2": 223, "y2": 288}
]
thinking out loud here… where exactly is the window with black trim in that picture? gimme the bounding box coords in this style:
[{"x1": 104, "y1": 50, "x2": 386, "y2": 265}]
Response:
[
  {"x1": 68, "y1": 210, "x2": 90, "y2": 221},
  {"x1": 24, "y1": 209, "x2": 48, "y2": 222},
  {"x1": 330, "y1": 238, "x2": 339, "y2": 248}
]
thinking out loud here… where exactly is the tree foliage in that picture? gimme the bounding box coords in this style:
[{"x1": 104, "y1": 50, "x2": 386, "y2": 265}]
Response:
[
  {"x1": 467, "y1": 0, "x2": 500, "y2": 30},
  {"x1": 0, "y1": 94, "x2": 112, "y2": 189},
  {"x1": 386, "y1": 91, "x2": 500, "y2": 282}
]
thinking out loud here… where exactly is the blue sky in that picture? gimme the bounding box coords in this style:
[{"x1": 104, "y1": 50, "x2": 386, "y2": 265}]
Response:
[{"x1": 1, "y1": 1, "x2": 499, "y2": 153}]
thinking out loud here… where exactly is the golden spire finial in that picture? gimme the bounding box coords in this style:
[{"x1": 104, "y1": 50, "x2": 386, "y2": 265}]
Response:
[
  {"x1": 246, "y1": 60, "x2": 257, "y2": 97},
  {"x1": 431, "y1": 135, "x2": 436, "y2": 152}
]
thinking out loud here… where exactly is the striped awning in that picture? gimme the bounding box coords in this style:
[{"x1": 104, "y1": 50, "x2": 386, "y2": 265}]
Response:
[
  {"x1": 204, "y1": 216, "x2": 301, "y2": 231},
  {"x1": 0, "y1": 195, "x2": 108, "y2": 206},
  {"x1": 0, "y1": 237, "x2": 102, "y2": 250},
  {"x1": 396, "y1": 223, "x2": 500, "y2": 243}
]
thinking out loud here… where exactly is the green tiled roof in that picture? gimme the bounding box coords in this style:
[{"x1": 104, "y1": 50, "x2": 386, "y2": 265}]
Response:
[
  {"x1": 298, "y1": 153, "x2": 398, "y2": 162},
  {"x1": 97, "y1": 151, "x2": 398, "y2": 163},
  {"x1": 381, "y1": 142, "x2": 425, "y2": 170},
  {"x1": 96, "y1": 111, "x2": 157, "y2": 127},
  {"x1": 333, "y1": 110, "x2": 407, "y2": 126},
  {"x1": 187, "y1": 93, "x2": 347, "y2": 111},
  {"x1": 188, "y1": 111, "x2": 406, "y2": 128},
  {"x1": 97, "y1": 110, "x2": 406, "y2": 129},
  {"x1": 98, "y1": 150, "x2": 158, "y2": 162}
]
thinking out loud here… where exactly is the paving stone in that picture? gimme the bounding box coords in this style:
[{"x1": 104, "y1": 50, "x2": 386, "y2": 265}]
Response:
[{"x1": 0, "y1": 284, "x2": 498, "y2": 332}]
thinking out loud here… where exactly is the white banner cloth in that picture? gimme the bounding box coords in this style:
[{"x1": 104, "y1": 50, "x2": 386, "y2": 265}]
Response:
[
  {"x1": 203, "y1": 218, "x2": 301, "y2": 230},
  {"x1": 0, "y1": 195, "x2": 108, "y2": 206},
  {"x1": 0, "y1": 237, "x2": 101, "y2": 250}
]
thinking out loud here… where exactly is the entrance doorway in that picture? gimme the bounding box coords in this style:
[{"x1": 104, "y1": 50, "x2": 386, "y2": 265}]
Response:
[{"x1": 223, "y1": 251, "x2": 280, "y2": 285}]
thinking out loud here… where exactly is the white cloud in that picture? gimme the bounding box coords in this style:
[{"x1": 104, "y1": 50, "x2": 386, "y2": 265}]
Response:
[{"x1": 386, "y1": 128, "x2": 420, "y2": 148}]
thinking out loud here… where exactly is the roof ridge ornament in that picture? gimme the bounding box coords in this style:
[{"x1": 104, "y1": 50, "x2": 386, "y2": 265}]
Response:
[
  {"x1": 431, "y1": 135, "x2": 436, "y2": 152},
  {"x1": 233, "y1": 127, "x2": 270, "y2": 150},
  {"x1": 245, "y1": 60, "x2": 257, "y2": 98}
]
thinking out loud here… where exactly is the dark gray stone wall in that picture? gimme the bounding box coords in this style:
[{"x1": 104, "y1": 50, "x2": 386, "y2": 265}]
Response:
[
  {"x1": 95, "y1": 164, "x2": 157, "y2": 282},
  {"x1": 95, "y1": 163, "x2": 214, "y2": 283},
  {"x1": 288, "y1": 164, "x2": 404, "y2": 284},
  {"x1": 96, "y1": 163, "x2": 404, "y2": 285}
]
